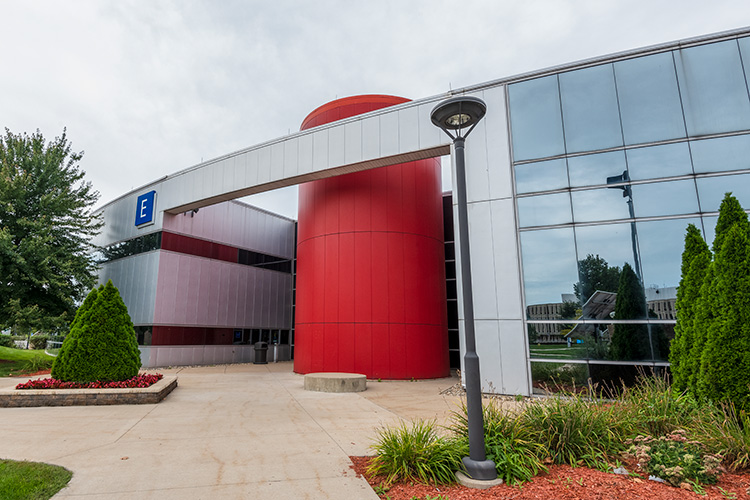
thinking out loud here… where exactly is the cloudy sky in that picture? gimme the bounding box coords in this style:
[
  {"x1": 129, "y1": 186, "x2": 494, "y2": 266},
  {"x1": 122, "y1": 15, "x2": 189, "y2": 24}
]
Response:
[{"x1": 2, "y1": 0, "x2": 750, "y2": 218}]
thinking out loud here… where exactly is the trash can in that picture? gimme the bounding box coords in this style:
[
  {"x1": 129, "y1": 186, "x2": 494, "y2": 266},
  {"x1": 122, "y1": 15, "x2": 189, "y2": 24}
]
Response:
[{"x1": 253, "y1": 341, "x2": 268, "y2": 364}]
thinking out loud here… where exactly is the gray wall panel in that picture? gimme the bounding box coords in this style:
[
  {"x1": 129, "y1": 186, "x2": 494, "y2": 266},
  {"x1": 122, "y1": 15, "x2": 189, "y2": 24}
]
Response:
[
  {"x1": 475, "y1": 320, "x2": 504, "y2": 393},
  {"x1": 467, "y1": 201, "x2": 499, "y2": 320},
  {"x1": 328, "y1": 121, "x2": 346, "y2": 167},
  {"x1": 98, "y1": 252, "x2": 159, "y2": 325},
  {"x1": 270, "y1": 142, "x2": 285, "y2": 183},
  {"x1": 380, "y1": 112, "x2": 400, "y2": 157},
  {"x1": 344, "y1": 120, "x2": 363, "y2": 165}
]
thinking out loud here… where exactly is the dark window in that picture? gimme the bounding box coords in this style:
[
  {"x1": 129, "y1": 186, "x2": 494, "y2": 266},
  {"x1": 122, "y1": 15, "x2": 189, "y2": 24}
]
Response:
[{"x1": 99, "y1": 232, "x2": 162, "y2": 263}]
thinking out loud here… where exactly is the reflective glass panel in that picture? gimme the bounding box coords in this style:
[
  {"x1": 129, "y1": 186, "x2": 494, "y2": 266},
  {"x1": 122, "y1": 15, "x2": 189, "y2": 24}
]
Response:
[
  {"x1": 738, "y1": 36, "x2": 750, "y2": 96},
  {"x1": 574, "y1": 223, "x2": 641, "y2": 313},
  {"x1": 559, "y1": 64, "x2": 623, "y2": 153},
  {"x1": 631, "y1": 179, "x2": 699, "y2": 218},
  {"x1": 508, "y1": 75, "x2": 566, "y2": 161},
  {"x1": 517, "y1": 192, "x2": 572, "y2": 227},
  {"x1": 690, "y1": 134, "x2": 750, "y2": 174},
  {"x1": 614, "y1": 52, "x2": 686, "y2": 145},
  {"x1": 571, "y1": 187, "x2": 632, "y2": 223},
  {"x1": 696, "y1": 173, "x2": 750, "y2": 213},
  {"x1": 520, "y1": 228, "x2": 578, "y2": 306},
  {"x1": 514, "y1": 158, "x2": 568, "y2": 194},
  {"x1": 637, "y1": 217, "x2": 701, "y2": 292},
  {"x1": 568, "y1": 150, "x2": 627, "y2": 188},
  {"x1": 526, "y1": 322, "x2": 567, "y2": 346},
  {"x1": 675, "y1": 40, "x2": 750, "y2": 136},
  {"x1": 530, "y1": 361, "x2": 590, "y2": 390},
  {"x1": 626, "y1": 142, "x2": 693, "y2": 181}
]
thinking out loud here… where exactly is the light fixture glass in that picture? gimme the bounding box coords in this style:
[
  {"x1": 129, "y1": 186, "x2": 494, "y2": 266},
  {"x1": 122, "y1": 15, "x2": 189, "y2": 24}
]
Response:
[
  {"x1": 430, "y1": 96, "x2": 487, "y2": 134},
  {"x1": 446, "y1": 113, "x2": 472, "y2": 127}
]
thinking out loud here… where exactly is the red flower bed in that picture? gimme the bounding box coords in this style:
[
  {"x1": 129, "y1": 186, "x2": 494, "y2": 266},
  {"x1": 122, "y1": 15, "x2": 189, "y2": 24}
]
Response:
[{"x1": 15, "y1": 373, "x2": 163, "y2": 390}]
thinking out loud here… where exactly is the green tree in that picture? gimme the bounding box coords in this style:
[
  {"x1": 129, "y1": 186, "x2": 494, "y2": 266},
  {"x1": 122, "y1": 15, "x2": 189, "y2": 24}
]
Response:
[
  {"x1": 0, "y1": 129, "x2": 101, "y2": 331},
  {"x1": 711, "y1": 193, "x2": 750, "y2": 253},
  {"x1": 687, "y1": 262, "x2": 716, "y2": 395},
  {"x1": 684, "y1": 193, "x2": 749, "y2": 399},
  {"x1": 559, "y1": 301, "x2": 580, "y2": 320},
  {"x1": 527, "y1": 323, "x2": 538, "y2": 344},
  {"x1": 50, "y1": 287, "x2": 98, "y2": 380},
  {"x1": 574, "y1": 254, "x2": 621, "y2": 304},
  {"x1": 610, "y1": 263, "x2": 649, "y2": 361},
  {"x1": 697, "y1": 224, "x2": 750, "y2": 409},
  {"x1": 50, "y1": 281, "x2": 141, "y2": 382},
  {"x1": 670, "y1": 224, "x2": 711, "y2": 391}
]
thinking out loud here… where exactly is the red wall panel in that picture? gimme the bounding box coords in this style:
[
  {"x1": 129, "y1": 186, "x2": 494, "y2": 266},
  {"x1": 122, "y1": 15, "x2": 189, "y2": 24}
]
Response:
[{"x1": 294, "y1": 95, "x2": 448, "y2": 379}]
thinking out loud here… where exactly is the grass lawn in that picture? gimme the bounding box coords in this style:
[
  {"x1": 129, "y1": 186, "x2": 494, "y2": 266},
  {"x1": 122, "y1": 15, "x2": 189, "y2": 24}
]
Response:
[
  {"x1": 0, "y1": 347, "x2": 55, "y2": 377},
  {"x1": 0, "y1": 459, "x2": 72, "y2": 500},
  {"x1": 528, "y1": 343, "x2": 588, "y2": 359}
]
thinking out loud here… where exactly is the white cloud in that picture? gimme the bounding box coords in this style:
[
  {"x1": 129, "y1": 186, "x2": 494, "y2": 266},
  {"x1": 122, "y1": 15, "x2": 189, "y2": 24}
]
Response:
[{"x1": 1, "y1": 0, "x2": 749, "y2": 217}]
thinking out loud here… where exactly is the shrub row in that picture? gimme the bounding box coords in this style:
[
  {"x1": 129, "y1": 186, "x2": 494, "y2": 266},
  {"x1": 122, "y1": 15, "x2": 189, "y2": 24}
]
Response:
[{"x1": 671, "y1": 193, "x2": 750, "y2": 410}]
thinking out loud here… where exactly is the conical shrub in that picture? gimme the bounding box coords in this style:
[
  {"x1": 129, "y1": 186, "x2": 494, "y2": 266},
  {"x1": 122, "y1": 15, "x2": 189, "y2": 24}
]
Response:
[
  {"x1": 698, "y1": 224, "x2": 750, "y2": 409},
  {"x1": 670, "y1": 224, "x2": 711, "y2": 391},
  {"x1": 50, "y1": 280, "x2": 141, "y2": 382}
]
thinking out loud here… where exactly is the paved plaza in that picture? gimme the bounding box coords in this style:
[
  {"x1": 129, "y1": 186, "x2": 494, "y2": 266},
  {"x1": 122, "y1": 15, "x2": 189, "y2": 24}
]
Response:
[{"x1": 0, "y1": 362, "x2": 464, "y2": 499}]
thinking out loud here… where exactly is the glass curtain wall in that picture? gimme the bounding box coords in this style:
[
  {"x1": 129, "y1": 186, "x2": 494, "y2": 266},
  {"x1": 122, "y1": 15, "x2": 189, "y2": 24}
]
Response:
[{"x1": 508, "y1": 36, "x2": 750, "y2": 390}]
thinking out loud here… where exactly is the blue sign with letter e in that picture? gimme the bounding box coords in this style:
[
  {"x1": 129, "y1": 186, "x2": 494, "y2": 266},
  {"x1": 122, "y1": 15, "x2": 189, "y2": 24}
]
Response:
[{"x1": 135, "y1": 191, "x2": 157, "y2": 227}]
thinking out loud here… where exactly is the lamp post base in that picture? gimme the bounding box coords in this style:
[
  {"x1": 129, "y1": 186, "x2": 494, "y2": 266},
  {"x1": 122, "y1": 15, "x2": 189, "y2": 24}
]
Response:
[{"x1": 461, "y1": 456, "x2": 498, "y2": 481}]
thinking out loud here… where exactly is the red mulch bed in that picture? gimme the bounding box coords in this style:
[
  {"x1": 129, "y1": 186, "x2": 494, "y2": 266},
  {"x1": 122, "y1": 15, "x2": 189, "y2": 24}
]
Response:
[{"x1": 350, "y1": 456, "x2": 750, "y2": 500}]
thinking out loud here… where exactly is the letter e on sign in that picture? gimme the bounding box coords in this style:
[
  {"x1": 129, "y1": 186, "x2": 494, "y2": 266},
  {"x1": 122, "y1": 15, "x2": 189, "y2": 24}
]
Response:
[{"x1": 135, "y1": 191, "x2": 157, "y2": 227}]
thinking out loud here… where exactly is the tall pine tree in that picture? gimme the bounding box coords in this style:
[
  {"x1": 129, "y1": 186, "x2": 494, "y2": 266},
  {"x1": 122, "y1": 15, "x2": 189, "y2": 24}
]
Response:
[
  {"x1": 670, "y1": 224, "x2": 711, "y2": 391},
  {"x1": 610, "y1": 263, "x2": 650, "y2": 361}
]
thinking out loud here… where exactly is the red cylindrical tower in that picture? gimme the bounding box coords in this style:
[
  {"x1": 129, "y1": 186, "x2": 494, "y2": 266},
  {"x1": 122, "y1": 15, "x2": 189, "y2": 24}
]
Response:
[{"x1": 294, "y1": 95, "x2": 449, "y2": 379}]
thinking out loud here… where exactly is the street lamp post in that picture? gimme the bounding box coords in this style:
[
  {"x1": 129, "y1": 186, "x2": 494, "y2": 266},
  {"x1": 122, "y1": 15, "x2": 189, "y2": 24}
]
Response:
[{"x1": 431, "y1": 96, "x2": 497, "y2": 481}]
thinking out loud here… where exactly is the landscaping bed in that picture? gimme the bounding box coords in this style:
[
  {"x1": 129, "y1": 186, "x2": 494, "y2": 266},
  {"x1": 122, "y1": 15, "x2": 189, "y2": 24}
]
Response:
[
  {"x1": 351, "y1": 456, "x2": 750, "y2": 500},
  {"x1": 0, "y1": 374, "x2": 177, "y2": 407},
  {"x1": 362, "y1": 374, "x2": 750, "y2": 500}
]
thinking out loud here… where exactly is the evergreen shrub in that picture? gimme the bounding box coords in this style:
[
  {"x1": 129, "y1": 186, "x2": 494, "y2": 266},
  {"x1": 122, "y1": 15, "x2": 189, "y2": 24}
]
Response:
[{"x1": 50, "y1": 281, "x2": 141, "y2": 382}]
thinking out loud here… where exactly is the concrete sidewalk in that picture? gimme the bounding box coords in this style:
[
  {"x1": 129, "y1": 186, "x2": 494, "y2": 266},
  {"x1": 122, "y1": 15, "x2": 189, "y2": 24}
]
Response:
[{"x1": 0, "y1": 362, "x2": 464, "y2": 499}]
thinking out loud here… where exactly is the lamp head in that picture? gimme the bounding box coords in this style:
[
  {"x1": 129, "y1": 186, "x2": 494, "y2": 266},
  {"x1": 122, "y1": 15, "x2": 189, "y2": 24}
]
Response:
[{"x1": 430, "y1": 96, "x2": 487, "y2": 138}]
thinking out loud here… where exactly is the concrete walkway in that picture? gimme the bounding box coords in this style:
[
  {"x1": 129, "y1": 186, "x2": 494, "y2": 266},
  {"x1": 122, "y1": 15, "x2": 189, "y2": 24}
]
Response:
[{"x1": 0, "y1": 362, "x2": 464, "y2": 499}]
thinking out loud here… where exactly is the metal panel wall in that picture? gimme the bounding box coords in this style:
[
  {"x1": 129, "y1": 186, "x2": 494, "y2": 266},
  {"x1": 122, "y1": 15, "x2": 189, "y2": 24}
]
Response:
[
  {"x1": 153, "y1": 251, "x2": 292, "y2": 329},
  {"x1": 451, "y1": 86, "x2": 529, "y2": 395},
  {"x1": 97, "y1": 252, "x2": 160, "y2": 325},
  {"x1": 162, "y1": 201, "x2": 295, "y2": 258}
]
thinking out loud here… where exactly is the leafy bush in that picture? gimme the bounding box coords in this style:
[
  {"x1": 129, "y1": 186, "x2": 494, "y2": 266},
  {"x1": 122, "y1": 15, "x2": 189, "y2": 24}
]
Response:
[
  {"x1": 368, "y1": 420, "x2": 463, "y2": 485},
  {"x1": 0, "y1": 335, "x2": 14, "y2": 348},
  {"x1": 51, "y1": 281, "x2": 142, "y2": 382},
  {"x1": 451, "y1": 400, "x2": 547, "y2": 485},
  {"x1": 627, "y1": 430, "x2": 723, "y2": 488},
  {"x1": 29, "y1": 335, "x2": 49, "y2": 350}
]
